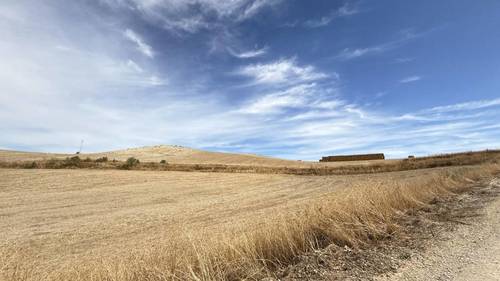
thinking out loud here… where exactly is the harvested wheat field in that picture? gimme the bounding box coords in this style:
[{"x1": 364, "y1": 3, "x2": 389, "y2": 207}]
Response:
[{"x1": 1, "y1": 148, "x2": 500, "y2": 281}]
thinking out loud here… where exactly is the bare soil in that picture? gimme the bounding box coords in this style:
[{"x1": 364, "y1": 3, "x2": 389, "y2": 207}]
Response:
[{"x1": 377, "y1": 178, "x2": 500, "y2": 281}]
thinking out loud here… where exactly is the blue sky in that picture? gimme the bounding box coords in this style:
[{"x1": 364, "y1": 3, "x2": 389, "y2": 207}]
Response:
[{"x1": 1, "y1": 0, "x2": 499, "y2": 159}]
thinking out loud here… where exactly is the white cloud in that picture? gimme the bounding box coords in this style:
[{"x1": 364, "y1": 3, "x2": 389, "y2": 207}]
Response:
[
  {"x1": 426, "y1": 98, "x2": 500, "y2": 113},
  {"x1": 240, "y1": 84, "x2": 317, "y2": 114},
  {"x1": 126, "y1": 59, "x2": 144, "y2": 73},
  {"x1": 236, "y1": 58, "x2": 328, "y2": 85},
  {"x1": 304, "y1": 2, "x2": 359, "y2": 28},
  {"x1": 337, "y1": 46, "x2": 386, "y2": 60},
  {"x1": 0, "y1": 1, "x2": 170, "y2": 152},
  {"x1": 124, "y1": 29, "x2": 154, "y2": 58},
  {"x1": 236, "y1": 0, "x2": 281, "y2": 21},
  {"x1": 105, "y1": 0, "x2": 282, "y2": 34},
  {"x1": 148, "y1": 75, "x2": 168, "y2": 86},
  {"x1": 337, "y1": 2, "x2": 359, "y2": 16},
  {"x1": 312, "y1": 99, "x2": 345, "y2": 110},
  {"x1": 399, "y1": 76, "x2": 421, "y2": 83},
  {"x1": 336, "y1": 29, "x2": 426, "y2": 60},
  {"x1": 228, "y1": 46, "x2": 268, "y2": 58}
]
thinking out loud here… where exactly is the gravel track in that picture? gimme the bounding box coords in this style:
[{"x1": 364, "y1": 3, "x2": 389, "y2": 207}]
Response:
[{"x1": 378, "y1": 178, "x2": 500, "y2": 281}]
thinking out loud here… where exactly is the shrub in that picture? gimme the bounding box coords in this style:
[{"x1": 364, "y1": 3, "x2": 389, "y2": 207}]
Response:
[
  {"x1": 45, "y1": 158, "x2": 59, "y2": 169},
  {"x1": 160, "y1": 160, "x2": 167, "y2": 164},
  {"x1": 95, "y1": 156, "x2": 108, "y2": 163},
  {"x1": 63, "y1": 156, "x2": 82, "y2": 168},
  {"x1": 120, "y1": 157, "x2": 140, "y2": 170},
  {"x1": 69, "y1": 156, "x2": 81, "y2": 162},
  {"x1": 22, "y1": 161, "x2": 38, "y2": 169},
  {"x1": 127, "y1": 157, "x2": 139, "y2": 165}
]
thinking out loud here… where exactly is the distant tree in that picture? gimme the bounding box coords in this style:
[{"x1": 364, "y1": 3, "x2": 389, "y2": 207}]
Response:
[
  {"x1": 120, "y1": 157, "x2": 140, "y2": 170},
  {"x1": 127, "y1": 157, "x2": 139, "y2": 165},
  {"x1": 95, "y1": 156, "x2": 108, "y2": 163}
]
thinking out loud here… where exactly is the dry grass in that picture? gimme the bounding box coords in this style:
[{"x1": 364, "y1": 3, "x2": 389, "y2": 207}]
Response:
[
  {"x1": 0, "y1": 145, "x2": 397, "y2": 168},
  {"x1": 0, "y1": 145, "x2": 305, "y2": 167},
  {"x1": 1, "y1": 149, "x2": 499, "y2": 175},
  {"x1": 1, "y1": 163, "x2": 499, "y2": 281}
]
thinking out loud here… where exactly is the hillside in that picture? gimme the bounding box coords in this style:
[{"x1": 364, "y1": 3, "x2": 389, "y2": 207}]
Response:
[
  {"x1": 0, "y1": 145, "x2": 391, "y2": 167},
  {"x1": 89, "y1": 145, "x2": 303, "y2": 166}
]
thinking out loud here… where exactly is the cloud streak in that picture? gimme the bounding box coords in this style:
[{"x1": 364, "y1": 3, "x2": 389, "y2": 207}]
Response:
[
  {"x1": 228, "y1": 46, "x2": 268, "y2": 58},
  {"x1": 104, "y1": 0, "x2": 283, "y2": 34},
  {"x1": 235, "y1": 58, "x2": 329, "y2": 85},
  {"x1": 124, "y1": 29, "x2": 154, "y2": 58},
  {"x1": 426, "y1": 98, "x2": 500, "y2": 113},
  {"x1": 337, "y1": 45, "x2": 387, "y2": 60},
  {"x1": 399, "y1": 76, "x2": 421, "y2": 83},
  {"x1": 336, "y1": 29, "x2": 427, "y2": 60},
  {"x1": 304, "y1": 2, "x2": 360, "y2": 28}
]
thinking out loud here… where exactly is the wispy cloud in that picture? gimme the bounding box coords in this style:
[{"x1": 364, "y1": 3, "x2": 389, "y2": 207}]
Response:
[
  {"x1": 105, "y1": 0, "x2": 283, "y2": 34},
  {"x1": 399, "y1": 76, "x2": 421, "y2": 83},
  {"x1": 236, "y1": 0, "x2": 283, "y2": 21},
  {"x1": 336, "y1": 29, "x2": 426, "y2": 60},
  {"x1": 337, "y1": 2, "x2": 360, "y2": 16},
  {"x1": 0, "y1": 1, "x2": 170, "y2": 152},
  {"x1": 337, "y1": 45, "x2": 387, "y2": 60},
  {"x1": 124, "y1": 29, "x2": 154, "y2": 58},
  {"x1": 227, "y1": 46, "x2": 268, "y2": 58},
  {"x1": 304, "y1": 2, "x2": 360, "y2": 28},
  {"x1": 125, "y1": 59, "x2": 144, "y2": 73},
  {"x1": 236, "y1": 58, "x2": 329, "y2": 85},
  {"x1": 426, "y1": 98, "x2": 500, "y2": 113},
  {"x1": 239, "y1": 82, "x2": 344, "y2": 115},
  {"x1": 239, "y1": 84, "x2": 317, "y2": 114}
]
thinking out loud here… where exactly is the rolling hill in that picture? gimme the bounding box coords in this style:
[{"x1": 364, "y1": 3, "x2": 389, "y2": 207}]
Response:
[{"x1": 0, "y1": 145, "x2": 391, "y2": 167}]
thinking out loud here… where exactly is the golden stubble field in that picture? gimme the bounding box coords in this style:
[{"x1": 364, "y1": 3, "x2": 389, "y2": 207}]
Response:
[
  {"x1": 0, "y1": 166, "x2": 472, "y2": 280},
  {"x1": 1, "y1": 169, "x2": 352, "y2": 259},
  {"x1": 1, "y1": 147, "x2": 499, "y2": 281}
]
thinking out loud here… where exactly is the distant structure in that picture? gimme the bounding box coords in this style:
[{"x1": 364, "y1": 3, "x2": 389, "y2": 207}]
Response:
[
  {"x1": 319, "y1": 153, "x2": 385, "y2": 162},
  {"x1": 408, "y1": 155, "x2": 415, "y2": 159},
  {"x1": 76, "y1": 140, "x2": 84, "y2": 154}
]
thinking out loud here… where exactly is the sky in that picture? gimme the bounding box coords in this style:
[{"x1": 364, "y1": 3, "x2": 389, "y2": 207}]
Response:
[{"x1": 1, "y1": 0, "x2": 500, "y2": 160}]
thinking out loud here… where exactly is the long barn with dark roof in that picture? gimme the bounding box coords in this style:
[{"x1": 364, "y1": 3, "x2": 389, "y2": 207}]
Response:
[{"x1": 320, "y1": 153, "x2": 385, "y2": 162}]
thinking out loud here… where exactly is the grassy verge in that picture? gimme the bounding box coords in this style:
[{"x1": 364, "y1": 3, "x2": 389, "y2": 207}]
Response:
[{"x1": 3, "y1": 164, "x2": 499, "y2": 281}]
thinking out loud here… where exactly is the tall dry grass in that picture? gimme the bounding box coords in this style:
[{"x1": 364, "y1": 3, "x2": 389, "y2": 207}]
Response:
[{"x1": 2, "y1": 164, "x2": 499, "y2": 281}]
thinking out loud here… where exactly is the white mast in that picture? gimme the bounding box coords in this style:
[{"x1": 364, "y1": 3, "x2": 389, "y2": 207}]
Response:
[{"x1": 77, "y1": 139, "x2": 84, "y2": 154}]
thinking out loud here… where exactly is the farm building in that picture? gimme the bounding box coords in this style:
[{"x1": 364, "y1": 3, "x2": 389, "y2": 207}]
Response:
[{"x1": 320, "y1": 153, "x2": 385, "y2": 162}]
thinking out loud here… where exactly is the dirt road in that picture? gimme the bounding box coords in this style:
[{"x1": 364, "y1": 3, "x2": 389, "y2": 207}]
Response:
[{"x1": 378, "y1": 178, "x2": 500, "y2": 281}]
